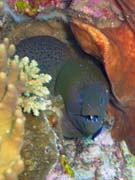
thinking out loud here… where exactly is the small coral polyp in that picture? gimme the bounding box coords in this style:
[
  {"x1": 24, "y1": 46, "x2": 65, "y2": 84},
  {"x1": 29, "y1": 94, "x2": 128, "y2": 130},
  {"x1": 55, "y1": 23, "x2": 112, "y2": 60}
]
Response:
[
  {"x1": 0, "y1": 38, "x2": 25, "y2": 179},
  {"x1": 7, "y1": 0, "x2": 61, "y2": 16}
]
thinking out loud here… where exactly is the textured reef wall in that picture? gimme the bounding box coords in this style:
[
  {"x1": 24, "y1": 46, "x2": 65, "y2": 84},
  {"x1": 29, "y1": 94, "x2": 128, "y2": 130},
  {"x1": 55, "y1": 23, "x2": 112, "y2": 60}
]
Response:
[{"x1": 19, "y1": 113, "x2": 59, "y2": 180}]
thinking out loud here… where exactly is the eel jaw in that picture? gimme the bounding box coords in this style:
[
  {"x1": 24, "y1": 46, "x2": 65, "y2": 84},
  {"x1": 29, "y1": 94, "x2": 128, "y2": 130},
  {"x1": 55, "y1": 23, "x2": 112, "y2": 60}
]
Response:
[{"x1": 68, "y1": 112, "x2": 104, "y2": 137}]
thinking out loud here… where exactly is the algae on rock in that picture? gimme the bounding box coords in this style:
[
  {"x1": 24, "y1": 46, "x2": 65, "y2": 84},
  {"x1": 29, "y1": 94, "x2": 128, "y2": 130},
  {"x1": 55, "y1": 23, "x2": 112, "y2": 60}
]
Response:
[{"x1": 19, "y1": 113, "x2": 59, "y2": 180}]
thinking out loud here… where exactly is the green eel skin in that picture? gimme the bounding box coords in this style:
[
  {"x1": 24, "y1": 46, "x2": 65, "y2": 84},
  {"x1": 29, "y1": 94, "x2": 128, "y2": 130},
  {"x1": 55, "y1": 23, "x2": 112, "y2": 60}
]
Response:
[{"x1": 16, "y1": 35, "x2": 109, "y2": 139}]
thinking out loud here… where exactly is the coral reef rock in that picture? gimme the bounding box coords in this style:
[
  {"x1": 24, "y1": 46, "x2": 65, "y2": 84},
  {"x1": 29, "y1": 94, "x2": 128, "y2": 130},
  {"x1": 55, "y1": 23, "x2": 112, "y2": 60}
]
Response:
[
  {"x1": 63, "y1": 124, "x2": 134, "y2": 180},
  {"x1": 19, "y1": 114, "x2": 59, "y2": 180},
  {"x1": 47, "y1": 118, "x2": 135, "y2": 180}
]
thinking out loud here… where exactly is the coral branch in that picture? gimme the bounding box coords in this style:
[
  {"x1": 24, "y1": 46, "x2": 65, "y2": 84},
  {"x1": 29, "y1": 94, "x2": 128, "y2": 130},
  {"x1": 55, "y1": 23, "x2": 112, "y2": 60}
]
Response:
[{"x1": 0, "y1": 39, "x2": 25, "y2": 179}]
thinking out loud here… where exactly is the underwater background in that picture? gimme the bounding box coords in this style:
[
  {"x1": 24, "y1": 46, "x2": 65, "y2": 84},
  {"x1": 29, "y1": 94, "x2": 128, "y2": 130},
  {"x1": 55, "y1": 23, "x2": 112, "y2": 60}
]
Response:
[{"x1": 0, "y1": 0, "x2": 135, "y2": 180}]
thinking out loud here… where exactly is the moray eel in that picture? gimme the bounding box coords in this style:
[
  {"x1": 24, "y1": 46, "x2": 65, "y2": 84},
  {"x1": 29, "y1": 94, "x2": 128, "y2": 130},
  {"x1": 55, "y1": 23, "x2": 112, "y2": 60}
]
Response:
[
  {"x1": 16, "y1": 35, "x2": 109, "y2": 139},
  {"x1": 55, "y1": 59, "x2": 109, "y2": 138}
]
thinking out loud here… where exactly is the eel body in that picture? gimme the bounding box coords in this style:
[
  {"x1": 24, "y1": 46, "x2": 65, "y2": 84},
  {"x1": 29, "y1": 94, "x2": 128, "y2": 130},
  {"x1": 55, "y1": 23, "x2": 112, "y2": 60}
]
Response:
[{"x1": 16, "y1": 35, "x2": 109, "y2": 139}]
